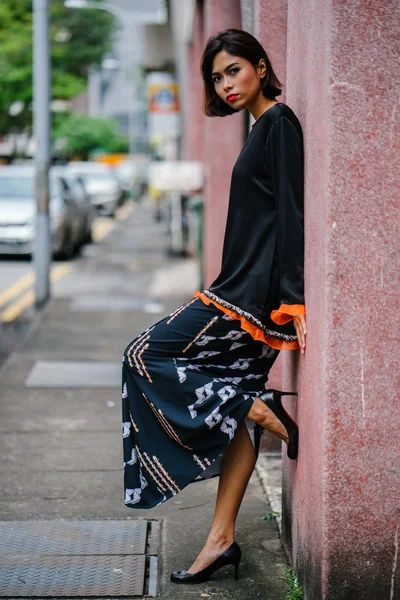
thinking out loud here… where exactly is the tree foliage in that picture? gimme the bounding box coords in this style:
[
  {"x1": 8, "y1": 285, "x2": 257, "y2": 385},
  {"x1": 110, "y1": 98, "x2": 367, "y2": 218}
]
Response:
[
  {"x1": 0, "y1": 0, "x2": 118, "y2": 134},
  {"x1": 53, "y1": 113, "x2": 128, "y2": 160}
]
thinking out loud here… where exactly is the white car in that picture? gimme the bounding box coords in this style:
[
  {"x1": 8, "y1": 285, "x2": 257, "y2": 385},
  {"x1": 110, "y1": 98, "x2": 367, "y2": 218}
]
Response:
[
  {"x1": 66, "y1": 162, "x2": 122, "y2": 216},
  {"x1": 0, "y1": 165, "x2": 83, "y2": 258}
]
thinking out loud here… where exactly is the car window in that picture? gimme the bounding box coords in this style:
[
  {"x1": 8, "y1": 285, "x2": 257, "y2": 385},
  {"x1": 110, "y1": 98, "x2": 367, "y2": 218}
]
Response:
[
  {"x1": 0, "y1": 174, "x2": 60, "y2": 199},
  {"x1": 0, "y1": 176, "x2": 35, "y2": 197}
]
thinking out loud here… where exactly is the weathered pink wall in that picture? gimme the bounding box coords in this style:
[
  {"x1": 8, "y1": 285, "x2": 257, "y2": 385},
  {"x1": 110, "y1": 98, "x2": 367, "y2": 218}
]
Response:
[
  {"x1": 184, "y1": 0, "x2": 245, "y2": 286},
  {"x1": 280, "y1": 0, "x2": 400, "y2": 598},
  {"x1": 279, "y1": 0, "x2": 330, "y2": 594},
  {"x1": 202, "y1": 0, "x2": 245, "y2": 286},
  {"x1": 254, "y1": 0, "x2": 289, "y2": 451},
  {"x1": 183, "y1": 1, "x2": 399, "y2": 595},
  {"x1": 183, "y1": 0, "x2": 204, "y2": 162},
  {"x1": 254, "y1": 0, "x2": 287, "y2": 105}
]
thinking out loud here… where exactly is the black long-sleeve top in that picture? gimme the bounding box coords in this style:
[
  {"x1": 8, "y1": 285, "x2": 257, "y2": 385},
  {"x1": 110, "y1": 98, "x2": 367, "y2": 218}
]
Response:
[{"x1": 193, "y1": 102, "x2": 305, "y2": 350}]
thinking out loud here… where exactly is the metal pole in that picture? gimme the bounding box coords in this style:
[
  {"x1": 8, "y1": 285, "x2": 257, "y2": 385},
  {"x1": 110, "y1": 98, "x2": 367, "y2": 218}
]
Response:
[{"x1": 33, "y1": 0, "x2": 51, "y2": 308}]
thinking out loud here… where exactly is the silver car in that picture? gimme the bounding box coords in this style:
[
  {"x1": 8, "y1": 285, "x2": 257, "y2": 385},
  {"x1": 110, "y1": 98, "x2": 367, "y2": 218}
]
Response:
[
  {"x1": 66, "y1": 162, "x2": 122, "y2": 216},
  {"x1": 0, "y1": 165, "x2": 83, "y2": 258},
  {"x1": 52, "y1": 167, "x2": 96, "y2": 245}
]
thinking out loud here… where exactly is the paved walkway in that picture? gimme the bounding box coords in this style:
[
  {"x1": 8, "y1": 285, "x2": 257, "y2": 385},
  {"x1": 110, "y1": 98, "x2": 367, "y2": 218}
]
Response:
[{"x1": 0, "y1": 198, "x2": 287, "y2": 599}]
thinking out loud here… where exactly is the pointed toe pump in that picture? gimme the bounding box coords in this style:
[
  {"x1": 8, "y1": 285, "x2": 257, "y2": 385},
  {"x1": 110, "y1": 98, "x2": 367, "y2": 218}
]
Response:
[
  {"x1": 170, "y1": 541, "x2": 242, "y2": 584},
  {"x1": 258, "y1": 389, "x2": 299, "y2": 460}
]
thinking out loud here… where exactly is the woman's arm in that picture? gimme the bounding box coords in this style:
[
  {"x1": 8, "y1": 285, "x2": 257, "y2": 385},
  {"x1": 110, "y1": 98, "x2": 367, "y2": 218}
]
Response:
[{"x1": 265, "y1": 114, "x2": 306, "y2": 352}]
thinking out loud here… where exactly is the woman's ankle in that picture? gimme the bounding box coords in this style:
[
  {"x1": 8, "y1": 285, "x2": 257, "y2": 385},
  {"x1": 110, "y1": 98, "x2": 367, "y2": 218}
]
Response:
[{"x1": 207, "y1": 526, "x2": 234, "y2": 548}]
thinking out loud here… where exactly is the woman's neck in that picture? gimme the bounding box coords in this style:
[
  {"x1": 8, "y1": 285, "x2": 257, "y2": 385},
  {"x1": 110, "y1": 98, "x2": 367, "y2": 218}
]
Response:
[{"x1": 247, "y1": 95, "x2": 279, "y2": 122}]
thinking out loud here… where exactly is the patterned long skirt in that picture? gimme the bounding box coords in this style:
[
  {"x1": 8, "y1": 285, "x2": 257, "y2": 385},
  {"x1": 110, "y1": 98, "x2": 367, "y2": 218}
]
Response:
[{"x1": 121, "y1": 296, "x2": 280, "y2": 509}]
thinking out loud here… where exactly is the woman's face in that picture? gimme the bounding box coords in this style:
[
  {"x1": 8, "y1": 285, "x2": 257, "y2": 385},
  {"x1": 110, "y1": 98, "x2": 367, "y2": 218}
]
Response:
[{"x1": 211, "y1": 50, "x2": 265, "y2": 110}]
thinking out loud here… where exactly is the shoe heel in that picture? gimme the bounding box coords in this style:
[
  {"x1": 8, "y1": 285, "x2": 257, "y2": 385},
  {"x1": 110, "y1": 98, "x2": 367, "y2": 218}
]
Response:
[
  {"x1": 234, "y1": 561, "x2": 240, "y2": 581},
  {"x1": 269, "y1": 389, "x2": 298, "y2": 398},
  {"x1": 259, "y1": 389, "x2": 299, "y2": 460},
  {"x1": 265, "y1": 390, "x2": 298, "y2": 427}
]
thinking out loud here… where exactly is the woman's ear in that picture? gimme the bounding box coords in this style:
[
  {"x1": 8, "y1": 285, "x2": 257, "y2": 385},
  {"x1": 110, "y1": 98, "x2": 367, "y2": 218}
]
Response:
[{"x1": 258, "y1": 59, "x2": 267, "y2": 80}]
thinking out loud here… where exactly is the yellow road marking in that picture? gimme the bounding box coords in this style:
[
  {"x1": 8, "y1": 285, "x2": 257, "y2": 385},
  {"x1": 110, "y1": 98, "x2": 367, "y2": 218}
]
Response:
[
  {"x1": 0, "y1": 201, "x2": 135, "y2": 320},
  {"x1": 0, "y1": 272, "x2": 34, "y2": 309},
  {"x1": 116, "y1": 202, "x2": 134, "y2": 221},
  {"x1": 0, "y1": 263, "x2": 72, "y2": 323},
  {"x1": 92, "y1": 201, "x2": 135, "y2": 241},
  {"x1": 0, "y1": 289, "x2": 35, "y2": 324},
  {"x1": 92, "y1": 218, "x2": 115, "y2": 242}
]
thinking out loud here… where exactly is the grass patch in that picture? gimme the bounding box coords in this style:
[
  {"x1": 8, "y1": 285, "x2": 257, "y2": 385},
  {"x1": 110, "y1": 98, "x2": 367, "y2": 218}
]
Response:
[
  {"x1": 282, "y1": 567, "x2": 303, "y2": 600},
  {"x1": 261, "y1": 510, "x2": 281, "y2": 520}
]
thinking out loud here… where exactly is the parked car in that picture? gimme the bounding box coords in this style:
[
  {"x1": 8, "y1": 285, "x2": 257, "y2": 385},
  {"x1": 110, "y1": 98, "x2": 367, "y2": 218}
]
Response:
[
  {"x1": 52, "y1": 167, "x2": 95, "y2": 245},
  {"x1": 0, "y1": 165, "x2": 84, "y2": 258},
  {"x1": 115, "y1": 159, "x2": 149, "y2": 202},
  {"x1": 66, "y1": 162, "x2": 123, "y2": 216},
  {"x1": 114, "y1": 161, "x2": 135, "y2": 198}
]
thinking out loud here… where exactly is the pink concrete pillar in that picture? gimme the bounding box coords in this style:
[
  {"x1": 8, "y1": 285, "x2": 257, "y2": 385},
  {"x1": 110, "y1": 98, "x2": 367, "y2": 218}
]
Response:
[
  {"x1": 202, "y1": 0, "x2": 244, "y2": 286},
  {"x1": 183, "y1": 0, "x2": 204, "y2": 162},
  {"x1": 254, "y1": 0, "x2": 287, "y2": 104},
  {"x1": 279, "y1": 1, "x2": 400, "y2": 598},
  {"x1": 254, "y1": 0, "x2": 289, "y2": 443}
]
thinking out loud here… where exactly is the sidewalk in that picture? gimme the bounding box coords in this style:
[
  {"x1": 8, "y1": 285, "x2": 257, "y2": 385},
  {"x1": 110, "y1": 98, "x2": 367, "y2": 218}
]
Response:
[{"x1": 0, "y1": 198, "x2": 288, "y2": 599}]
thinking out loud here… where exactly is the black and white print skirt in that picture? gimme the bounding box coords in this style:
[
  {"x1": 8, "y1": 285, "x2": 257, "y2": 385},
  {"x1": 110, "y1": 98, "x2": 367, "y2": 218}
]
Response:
[{"x1": 121, "y1": 296, "x2": 280, "y2": 509}]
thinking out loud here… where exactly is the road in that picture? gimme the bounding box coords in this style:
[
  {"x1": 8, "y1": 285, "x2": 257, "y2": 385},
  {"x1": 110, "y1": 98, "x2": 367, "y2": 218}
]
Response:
[{"x1": 0, "y1": 201, "x2": 147, "y2": 366}]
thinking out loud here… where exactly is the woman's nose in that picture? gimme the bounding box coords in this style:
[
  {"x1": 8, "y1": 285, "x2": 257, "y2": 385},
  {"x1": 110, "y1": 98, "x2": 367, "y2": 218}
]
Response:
[{"x1": 223, "y1": 79, "x2": 232, "y2": 92}]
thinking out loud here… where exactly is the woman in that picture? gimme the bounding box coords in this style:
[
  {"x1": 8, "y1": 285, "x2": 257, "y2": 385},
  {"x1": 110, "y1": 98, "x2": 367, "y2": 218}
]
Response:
[{"x1": 121, "y1": 28, "x2": 306, "y2": 584}]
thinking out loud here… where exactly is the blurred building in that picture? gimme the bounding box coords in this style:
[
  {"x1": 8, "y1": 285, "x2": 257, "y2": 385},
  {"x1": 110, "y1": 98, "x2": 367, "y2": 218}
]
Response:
[{"x1": 87, "y1": 0, "x2": 172, "y2": 154}]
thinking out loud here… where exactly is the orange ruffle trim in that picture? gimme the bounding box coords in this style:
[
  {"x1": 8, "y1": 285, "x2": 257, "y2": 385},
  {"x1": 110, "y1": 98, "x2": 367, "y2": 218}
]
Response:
[
  {"x1": 271, "y1": 303, "x2": 305, "y2": 325},
  {"x1": 192, "y1": 290, "x2": 301, "y2": 351}
]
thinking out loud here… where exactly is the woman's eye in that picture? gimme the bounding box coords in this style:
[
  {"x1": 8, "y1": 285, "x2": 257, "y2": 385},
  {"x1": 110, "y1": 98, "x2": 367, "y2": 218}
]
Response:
[{"x1": 212, "y1": 68, "x2": 239, "y2": 84}]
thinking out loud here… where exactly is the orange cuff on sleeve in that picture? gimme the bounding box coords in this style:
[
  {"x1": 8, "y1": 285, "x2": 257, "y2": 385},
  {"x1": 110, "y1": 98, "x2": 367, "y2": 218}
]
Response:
[{"x1": 270, "y1": 303, "x2": 305, "y2": 325}]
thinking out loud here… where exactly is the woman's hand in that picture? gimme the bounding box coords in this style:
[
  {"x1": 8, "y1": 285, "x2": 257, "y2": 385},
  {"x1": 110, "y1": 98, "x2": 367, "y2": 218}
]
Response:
[{"x1": 293, "y1": 314, "x2": 306, "y2": 354}]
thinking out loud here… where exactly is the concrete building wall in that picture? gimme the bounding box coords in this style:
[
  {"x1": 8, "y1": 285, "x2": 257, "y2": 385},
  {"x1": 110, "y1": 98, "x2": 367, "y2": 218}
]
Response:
[
  {"x1": 250, "y1": 0, "x2": 289, "y2": 446},
  {"x1": 143, "y1": 23, "x2": 174, "y2": 70},
  {"x1": 202, "y1": 0, "x2": 245, "y2": 286},
  {"x1": 240, "y1": 0, "x2": 254, "y2": 34},
  {"x1": 279, "y1": 1, "x2": 400, "y2": 598},
  {"x1": 184, "y1": 0, "x2": 205, "y2": 163},
  {"x1": 181, "y1": 3, "x2": 399, "y2": 595},
  {"x1": 276, "y1": 0, "x2": 329, "y2": 595},
  {"x1": 183, "y1": 0, "x2": 245, "y2": 281},
  {"x1": 87, "y1": 0, "x2": 166, "y2": 146},
  {"x1": 88, "y1": 20, "x2": 144, "y2": 117}
]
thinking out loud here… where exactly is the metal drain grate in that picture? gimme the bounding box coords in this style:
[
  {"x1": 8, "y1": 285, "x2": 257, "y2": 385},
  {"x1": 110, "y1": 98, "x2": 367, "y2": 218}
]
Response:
[
  {"x1": 0, "y1": 520, "x2": 157, "y2": 597},
  {"x1": 0, "y1": 555, "x2": 145, "y2": 597}
]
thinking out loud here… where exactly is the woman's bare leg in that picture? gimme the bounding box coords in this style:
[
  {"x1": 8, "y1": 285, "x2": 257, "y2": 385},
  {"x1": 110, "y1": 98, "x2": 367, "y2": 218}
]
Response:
[
  {"x1": 185, "y1": 396, "x2": 289, "y2": 574},
  {"x1": 186, "y1": 421, "x2": 257, "y2": 573}
]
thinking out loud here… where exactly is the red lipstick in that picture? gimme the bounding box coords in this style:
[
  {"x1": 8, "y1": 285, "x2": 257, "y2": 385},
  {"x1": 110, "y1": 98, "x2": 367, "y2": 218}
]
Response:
[{"x1": 227, "y1": 94, "x2": 239, "y2": 102}]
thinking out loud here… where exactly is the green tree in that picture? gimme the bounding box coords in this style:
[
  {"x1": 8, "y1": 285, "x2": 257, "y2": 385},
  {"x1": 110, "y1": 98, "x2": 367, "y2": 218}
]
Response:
[
  {"x1": 0, "y1": 0, "x2": 118, "y2": 134},
  {"x1": 53, "y1": 113, "x2": 128, "y2": 160}
]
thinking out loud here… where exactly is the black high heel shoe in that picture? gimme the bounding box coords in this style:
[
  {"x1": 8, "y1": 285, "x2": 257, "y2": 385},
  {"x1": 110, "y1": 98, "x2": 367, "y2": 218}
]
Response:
[
  {"x1": 170, "y1": 541, "x2": 241, "y2": 584},
  {"x1": 258, "y1": 389, "x2": 299, "y2": 460}
]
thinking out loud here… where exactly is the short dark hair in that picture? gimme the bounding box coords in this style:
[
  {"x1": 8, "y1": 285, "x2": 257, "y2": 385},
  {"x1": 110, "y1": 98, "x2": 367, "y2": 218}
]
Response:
[{"x1": 201, "y1": 28, "x2": 283, "y2": 117}]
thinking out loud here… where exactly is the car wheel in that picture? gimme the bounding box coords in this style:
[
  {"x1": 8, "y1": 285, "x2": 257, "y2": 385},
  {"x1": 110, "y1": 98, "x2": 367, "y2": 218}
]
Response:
[
  {"x1": 84, "y1": 228, "x2": 93, "y2": 244},
  {"x1": 55, "y1": 232, "x2": 75, "y2": 260}
]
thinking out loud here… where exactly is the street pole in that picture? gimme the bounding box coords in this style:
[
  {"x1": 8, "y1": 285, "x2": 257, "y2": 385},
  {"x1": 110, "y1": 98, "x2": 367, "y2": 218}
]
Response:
[{"x1": 33, "y1": 0, "x2": 51, "y2": 308}]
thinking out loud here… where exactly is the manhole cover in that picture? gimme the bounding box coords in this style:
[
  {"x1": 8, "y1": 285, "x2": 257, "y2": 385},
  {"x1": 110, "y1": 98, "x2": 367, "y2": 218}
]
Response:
[
  {"x1": 25, "y1": 361, "x2": 121, "y2": 388},
  {"x1": 0, "y1": 520, "x2": 158, "y2": 597}
]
